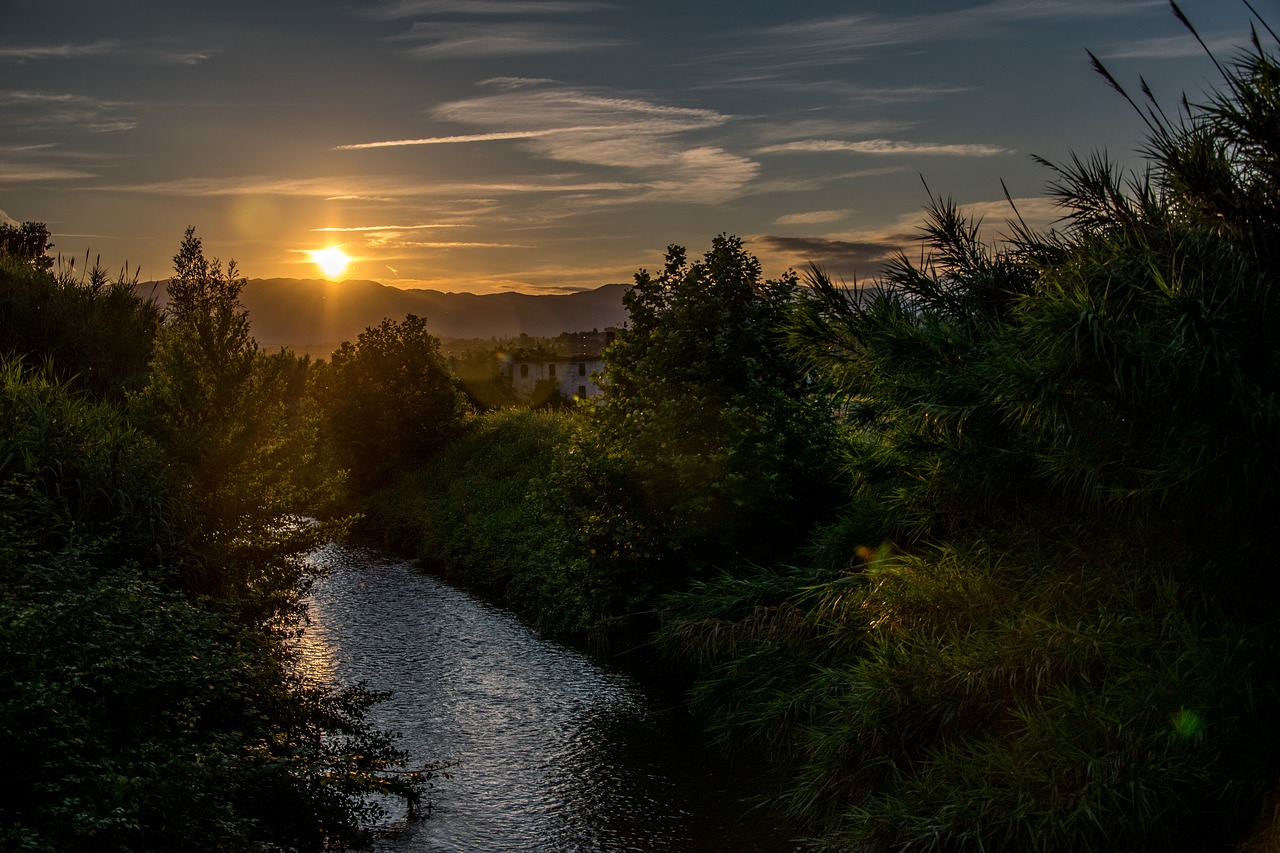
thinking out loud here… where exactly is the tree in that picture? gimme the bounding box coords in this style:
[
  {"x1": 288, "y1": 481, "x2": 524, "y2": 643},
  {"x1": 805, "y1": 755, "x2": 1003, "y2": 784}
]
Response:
[
  {"x1": 0, "y1": 364, "x2": 422, "y2": 852},
  {"x1": 314, "y1": 314, "x2": 467, "y2": 489},
  {"x1": 545, "y1": 235, "x2": 838, "y2": 648},
  {"x1": 0, "y1": 221, "x2": 54, "y2": 272},
  {"x1": 134, "y1": 227, "x2": 341, "y2": 611}
]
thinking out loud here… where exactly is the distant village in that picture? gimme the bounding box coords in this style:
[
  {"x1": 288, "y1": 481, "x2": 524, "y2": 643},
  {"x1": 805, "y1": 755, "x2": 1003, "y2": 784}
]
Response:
[{"x1": 443, "y1": 328, "x2": 617, "y2": 406}]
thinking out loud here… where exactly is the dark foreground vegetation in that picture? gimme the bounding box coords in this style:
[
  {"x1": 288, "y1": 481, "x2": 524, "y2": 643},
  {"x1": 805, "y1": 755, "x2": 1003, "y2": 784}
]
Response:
[
  {"x1": 5, "y1": 6, "x2": 1280, "y2": 851},
  {"x1": 1, "y1": 228, "x2": 424, "y2": 851},
  {"x1": 367, "y1": 10, "x2": 1280, "y2": 852}
]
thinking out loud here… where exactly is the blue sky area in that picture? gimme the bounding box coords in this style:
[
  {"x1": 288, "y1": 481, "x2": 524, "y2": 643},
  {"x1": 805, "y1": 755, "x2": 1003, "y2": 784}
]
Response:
[{"x1": 0, "y1": 0, "x2": 1270, "y2": 292}]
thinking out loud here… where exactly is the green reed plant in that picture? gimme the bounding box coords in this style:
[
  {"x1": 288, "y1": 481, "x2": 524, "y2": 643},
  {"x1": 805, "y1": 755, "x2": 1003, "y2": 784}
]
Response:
[{"x1": 664, "y1": 6, "x2": 1280, "y2": 849}]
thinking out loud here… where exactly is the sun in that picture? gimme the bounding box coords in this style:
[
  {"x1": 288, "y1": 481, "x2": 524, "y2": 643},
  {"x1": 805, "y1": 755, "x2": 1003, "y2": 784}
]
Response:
[{"x1": 309, "y1": 246, "x2": 351, "y2": 279}]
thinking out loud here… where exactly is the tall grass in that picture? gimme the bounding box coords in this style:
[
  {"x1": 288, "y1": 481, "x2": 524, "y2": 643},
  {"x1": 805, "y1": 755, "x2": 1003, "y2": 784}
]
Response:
[{"x1": 660, "y1": 524, "x2": 1276, "y2": 850}]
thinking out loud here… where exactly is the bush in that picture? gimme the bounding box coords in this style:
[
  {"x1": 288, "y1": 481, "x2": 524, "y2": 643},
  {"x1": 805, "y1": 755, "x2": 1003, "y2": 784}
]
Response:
[
  {"x1": 0, "y1": 364, "x2": 421, "y2": 852},
  {"x1": 366, "y1": 409, "x2": 590, "y2": 639}
]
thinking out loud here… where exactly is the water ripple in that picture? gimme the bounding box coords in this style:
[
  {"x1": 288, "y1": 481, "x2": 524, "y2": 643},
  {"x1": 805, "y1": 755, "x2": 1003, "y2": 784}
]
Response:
[{"x1": 298, "y1": 543, "x2": 795, "y2": 852}]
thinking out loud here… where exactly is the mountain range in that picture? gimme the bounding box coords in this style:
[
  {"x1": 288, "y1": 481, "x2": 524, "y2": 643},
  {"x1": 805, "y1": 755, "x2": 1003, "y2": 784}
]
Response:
[{"x1": 137, "y1": 278, "x2": 631, "y2": 349}]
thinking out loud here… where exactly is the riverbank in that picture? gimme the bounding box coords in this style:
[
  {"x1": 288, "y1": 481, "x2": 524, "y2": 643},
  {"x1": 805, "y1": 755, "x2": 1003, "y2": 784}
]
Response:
[{"x1": 358, "y1": 403, "x2": 1280, "y2": 852}]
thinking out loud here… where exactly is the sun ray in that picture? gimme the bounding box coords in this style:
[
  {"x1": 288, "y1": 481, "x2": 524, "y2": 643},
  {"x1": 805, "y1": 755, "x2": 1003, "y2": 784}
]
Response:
[{"x1": 309, "y1": 246, "x2": 351, "y2": 278}]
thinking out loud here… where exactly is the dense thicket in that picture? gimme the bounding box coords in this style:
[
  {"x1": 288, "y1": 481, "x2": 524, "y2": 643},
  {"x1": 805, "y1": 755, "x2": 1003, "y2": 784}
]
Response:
[
  {"x1": 1, "y1": 231, "x2": 423, "y2": 851},
  {"x1": 540, "y1": 236, "x2": 838, "y2": 650},
  {"x1": 656, "y1": 14, "x2": 1280, "y2": 851},
  {"x1": 0, "y1": 252, "x2": 160, "y2": 401}
]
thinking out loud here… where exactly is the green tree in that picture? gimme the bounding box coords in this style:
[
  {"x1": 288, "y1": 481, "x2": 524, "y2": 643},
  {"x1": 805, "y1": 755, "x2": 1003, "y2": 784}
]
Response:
[
  {"x1": 134, "y1": 227, "x2": 341, "y2": 611},
  {"x1": 545, "y1": 235, "x2": 838, "y2": 649},
  {"x1": 314, "y1": 314, "x2": 467, "y2": 489},
  {"x1": 0, "y1": 221, "x2": 54, "y2": 272},
  {"x1": 0, "y1": 364, "x2": 422, "y2": 853}
]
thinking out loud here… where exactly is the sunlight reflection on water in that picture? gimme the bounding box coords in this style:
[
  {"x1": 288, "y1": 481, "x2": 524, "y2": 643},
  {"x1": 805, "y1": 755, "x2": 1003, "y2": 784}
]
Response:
[{"x1": 298, "y1": 542, "x2": 795, "y2": 853}]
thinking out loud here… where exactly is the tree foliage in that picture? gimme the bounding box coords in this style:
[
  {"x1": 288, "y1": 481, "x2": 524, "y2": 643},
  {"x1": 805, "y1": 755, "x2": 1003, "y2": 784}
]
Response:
[
  {"x1": 0, "y1": 364, "x2": 421, "y2": 852},
  {"x1": 313, "y1": 314, "x2": 467, "y2": 490},
  {"x1": 0, "y1": 221, "x2": 54, "y2": 272},
  {"x1": 661, "y1": 9, "x2": 1280, "y2": 851},
  {"x1": 132, "y1": 228, "x2": 342, "y2": 612},
  {"x1": 545, "y1": 235, "x2": 838, "y2": 649}
]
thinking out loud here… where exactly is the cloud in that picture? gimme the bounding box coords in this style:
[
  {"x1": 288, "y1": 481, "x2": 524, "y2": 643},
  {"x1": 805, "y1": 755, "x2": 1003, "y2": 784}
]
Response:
[
  {"x1": 751, "y1": 235, "x2": 904, "y2": 279},
  {"x1": 87, "y1": 174, "x2": 643, "y2": 198},
  {"x1": 0, "y1": 90, "x2": 138, "y2": 132},
  {"x1": 341, "y1": 84, "x2": 759, "y2": 205},
  {"x1": 775, "y1": 210, "x2": 853, "y2": 226},
  {"x1": 478, "y1": 76, "x2": 562, "y2": 90},
  {"x1": 426, "y1": 89, "x2": 742, "y2": 192},
  {"x1": 0, "y1": 39, "x2": 215, "y2": 65},
  {"x1": 333, "y1": 127, "x2": 622, "y2": 150},
  {"x1": 1095, "y1": 34, "x2": 1241, "y2": 61},
  {"x1": 390, "y1": 22, "x2": 622, "y2": 58},
  {"x1": 311, "y1": 224, "x2": 475, "y2": 232},
  {"x1": 0, "y1": 164, "x2": 98, "y2": 182},
  {"x1": 729, "y1": 1, "x2": 1164, "y2": 70},
  {"x1": 752, "y1": 194, "x2": 1065, "y2": 282},
  {"x1": 710, "y1": 78, "x2": 970, "y2": 106},
  {"x1": 952, "y1": 195, "x2": 1063, "y2": 232},
  {"x1": 367, "y1": 0, "x2": 610, "y2": 19},
  {"x1": 433, "y1": 89, "x2": 730, "y2": 131},
  {"x1": 0, "y1": 40, "x2": 123, "y2": 61},
  {"x1": 757, "y1": 139, "x2": 1011, "y2": 157},
  {"x1": 0, "y1": 209, "x2": 19, "y2": 226}
]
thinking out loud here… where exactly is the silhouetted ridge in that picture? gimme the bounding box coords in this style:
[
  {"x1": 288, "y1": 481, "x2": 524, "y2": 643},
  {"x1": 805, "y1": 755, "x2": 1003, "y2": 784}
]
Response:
[{"x1": 137, "y1": 278, "x2": 630, "y2": 345}]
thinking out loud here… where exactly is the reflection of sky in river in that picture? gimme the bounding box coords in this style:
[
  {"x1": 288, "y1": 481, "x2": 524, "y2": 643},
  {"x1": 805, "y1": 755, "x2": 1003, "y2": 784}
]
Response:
[{"x1": 298, "y1": 543, "x2": 792, "y2": 852}]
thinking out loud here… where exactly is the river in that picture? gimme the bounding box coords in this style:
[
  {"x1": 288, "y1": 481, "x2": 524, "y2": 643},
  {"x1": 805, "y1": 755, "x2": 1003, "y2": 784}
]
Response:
[{"x1": 297, "y1": 542, "x2": 800, "y2": 852}]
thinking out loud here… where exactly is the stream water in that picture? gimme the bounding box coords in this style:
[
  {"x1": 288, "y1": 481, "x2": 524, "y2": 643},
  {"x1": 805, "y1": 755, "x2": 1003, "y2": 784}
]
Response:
[{"x1": 297, "y1": 542, "x2": 799, "y2": 852}]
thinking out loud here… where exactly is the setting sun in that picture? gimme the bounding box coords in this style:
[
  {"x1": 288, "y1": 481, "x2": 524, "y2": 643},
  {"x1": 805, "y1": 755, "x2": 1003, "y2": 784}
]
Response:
[{"x1": 309, "y1": 246, "x2": 351, "y2": 278}]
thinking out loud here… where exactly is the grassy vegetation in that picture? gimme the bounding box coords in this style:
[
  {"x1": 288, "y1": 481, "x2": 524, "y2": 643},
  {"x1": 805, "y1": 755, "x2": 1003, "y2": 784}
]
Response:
[
  {"x1": 363, "y1": 12, "x2": 1280, "y2": 850},
  {"x1": 364, "y1": 409, "x2": 592, "y2": 640}
]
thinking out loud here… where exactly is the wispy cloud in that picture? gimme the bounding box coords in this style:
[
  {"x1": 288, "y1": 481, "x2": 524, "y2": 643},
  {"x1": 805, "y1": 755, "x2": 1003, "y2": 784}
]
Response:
[
  {"x1": 775, "y1": 210, "x2": 853, "y2": 226},
  {"x1": 311, "y1": 223, "x2": 475, "y2": 232},
  {"x1": 371, "y1": 240, "x2": 531, "y2": 249},
  {"x1": 729, "y1": 1, "x2": 1164, "y2": 69},
  {"x1": 0, "y1": 90, "x2": 138, "y2": 132},
  {"x1": 439, "y1": 87, "x2": 751, "y2": 201},
  {"x1": 87, "y1": 174, "x2": 642, "y2": 198},
  {"x1": 0, "y1": 165, "x2": 98, "y2": 182},
  {"x1": 334, "y1": 127, "x2": 623, "y2": 150},
  {"x1": 479, "y1": 76, "x2": 562, "y2": 90},
  {"x1": 0, "y1": 39, "x2": 215, "y2": 65},
  {"x1": 753, "y1": 194, "x2": 1066, "y2": 281},
  {"x1": 340, "y1": 83, "x2": 759, "y2": 205},
  {"x1": 1095, "y1": 33, "x2": 1242, "y2": 61},
  {"x1": 751, "y1": 235, "x2": 903, "y2": 278},
  {"x1": 758, "y1": 139, "x2": 1010, "y2": 157},
  {"x1": 0, "y1": 40, "x2": 123, "y2": 61},
  {"x1": 367, "y1": 0, "x2": 610, "y2": 20},
  {"x1": 390, "y1": 22, "x2": 621, "y2": 58}
]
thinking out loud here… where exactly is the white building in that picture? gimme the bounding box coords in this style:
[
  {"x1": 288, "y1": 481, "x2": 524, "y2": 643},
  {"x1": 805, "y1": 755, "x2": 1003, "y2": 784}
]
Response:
[{"x1": 500, "y1": 355, "x2": 605, "y2": 401}]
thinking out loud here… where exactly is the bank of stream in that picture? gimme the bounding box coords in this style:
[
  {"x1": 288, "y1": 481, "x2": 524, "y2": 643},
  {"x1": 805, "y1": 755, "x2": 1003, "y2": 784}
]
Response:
[{"x1": 297, "y1": 542, "x2": 800, "y2": 852}]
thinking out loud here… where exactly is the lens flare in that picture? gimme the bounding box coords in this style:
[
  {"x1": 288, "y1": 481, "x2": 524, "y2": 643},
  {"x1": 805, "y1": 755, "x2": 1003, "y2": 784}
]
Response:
[{"x1": 309, "y1": 247, "x2": 351, "y2": 278}]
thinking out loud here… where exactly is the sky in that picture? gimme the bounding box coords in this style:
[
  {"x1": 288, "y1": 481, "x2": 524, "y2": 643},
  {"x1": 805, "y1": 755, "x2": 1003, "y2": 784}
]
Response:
[{"x1": 0, "y1": 0, "x2": 1272, "y2": 294}]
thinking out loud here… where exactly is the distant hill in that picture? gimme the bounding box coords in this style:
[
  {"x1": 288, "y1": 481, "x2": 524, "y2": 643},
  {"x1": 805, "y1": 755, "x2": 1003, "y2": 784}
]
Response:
[{"x1": 136, "y1": 278, "x2": 631, "y2": 348}]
